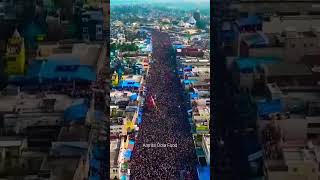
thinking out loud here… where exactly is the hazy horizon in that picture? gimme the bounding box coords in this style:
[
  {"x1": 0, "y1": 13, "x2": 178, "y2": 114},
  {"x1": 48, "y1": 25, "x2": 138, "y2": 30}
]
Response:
[{"x1": 110, "y1": 0, "x2": 210, "y2": 10}]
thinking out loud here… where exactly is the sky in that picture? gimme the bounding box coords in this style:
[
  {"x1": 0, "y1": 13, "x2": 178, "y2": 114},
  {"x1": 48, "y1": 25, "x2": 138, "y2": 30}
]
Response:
[
  {"x1": 111, "y1": 0, "x2": 209, "y2": 3},
  {"x1": 111, "y1": 0, "x2": 210, "y2": 8}
]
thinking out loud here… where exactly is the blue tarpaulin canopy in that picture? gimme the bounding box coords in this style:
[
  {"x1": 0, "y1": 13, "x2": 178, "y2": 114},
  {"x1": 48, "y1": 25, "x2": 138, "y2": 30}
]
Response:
[
  {"x1": 236, "y1": 57, "x2": 280, "y2": 71},
  {"x1": 183, "y1": 79, "x2": 198, "y2": 85},
  {"x1": 64, "y1": 99, "x2": 88, "y2": 122},
  {"x1": 121, "y1": 175, "x2": 127, "y2": 180},
  {"x1": 39, "y1": 59, "x2": 96, "y2": 82},
  {"x1": 184, "y1": 66, "x2": 193, "y2": 71},
  {"x1": 236, "y1": 15, "x2": 262, "y2": 27},
  {"x1": 129, "y1": 140, "x2": 135, "y2": 145},
  {"x1": 138, "y1": 115, "x2": 142, "y2": 124},
  {"x1": 197, "y1": 166, "x2": 210, "y2": 180},
  {"x1": 123, "y1": 149, "x2": 132, "y2": 160},
  {"x1": 130, "y1": 93, "x2": 138, "y2": 101},
  {"x1": 174, "y1": 44, "x2": 184, "y2": 49},
  {"x1": 190, "y1": 92, "x2": 199, "y2": 99},
  {"x1": 118, "y1": 80, "x2": 141, "y2": 89},
  {"x1": 257, "y1": 99, "x2": 283, "y2": 117}
]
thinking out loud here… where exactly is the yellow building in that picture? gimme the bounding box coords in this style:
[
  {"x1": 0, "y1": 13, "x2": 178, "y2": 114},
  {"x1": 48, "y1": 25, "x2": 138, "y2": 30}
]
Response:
[
  {"x1": 112, "y1": 72, "x2": 119, "y2": 87},
  {"x1": 5, "y1": 29, "x2": 26, "y2": 75}
]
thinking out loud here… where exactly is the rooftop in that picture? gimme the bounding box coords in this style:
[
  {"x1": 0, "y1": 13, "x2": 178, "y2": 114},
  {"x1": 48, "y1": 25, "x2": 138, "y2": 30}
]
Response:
[
  {"x1": 264, "y1": 62, "x2": 312, "y2": 77},
  {"x1": 45, "y1": 157, "x2": 80, "y2": 180},
  {"x1": 57, "y1": 124, "x2": 89, "y2": 142},
  {"x1": 236, "y1": 15, "x2": 262, "y2": 27},
  {"x1": 236, "y1": 57, "x2": 280, "y2": 70},
  {"x1": 0, "y1": 92, "x2": 75, "y2": 113}
]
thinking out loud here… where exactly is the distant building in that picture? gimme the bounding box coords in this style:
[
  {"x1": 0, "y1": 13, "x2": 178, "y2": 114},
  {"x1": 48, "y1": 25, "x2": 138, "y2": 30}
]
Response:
[{"x1": 193, "y1": 9, "x2": 201, "y2": 22}]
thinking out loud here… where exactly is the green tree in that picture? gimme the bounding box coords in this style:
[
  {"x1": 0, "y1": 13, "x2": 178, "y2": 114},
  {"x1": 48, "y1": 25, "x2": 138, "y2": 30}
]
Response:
[{"x1": 111, "y1": 43, "x2": 117, "y2": 53}]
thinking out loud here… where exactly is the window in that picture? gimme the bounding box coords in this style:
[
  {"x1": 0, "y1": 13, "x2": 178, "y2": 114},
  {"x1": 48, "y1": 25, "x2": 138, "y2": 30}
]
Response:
[
  {"x1": 82, "y1": 18, "x2": 88, "y2": 22},
  {"x1": 83, "y1": 27, "x2": 88, "y2": 33},
  {"x1": 308, "y1": 123, "x2": 320, "y2": 128},
  {"x1": 96, "y1": 25, "x2": 102, "y2": 33},
  {"x1": 311, "y1": 43, "x2": 314, "y2": 47},
  {"x1": 309, "y1": 11, "x2": 320, "y2": 15},
  {"x1": 293, "y1": 168, "x2": 298, "y2": 172},
  {"x1": 291, "y1": 44, "x2": 296, "y2": 48},
  {"x1": 6, "y1": 57, "x2": 16, "y2": 62}
]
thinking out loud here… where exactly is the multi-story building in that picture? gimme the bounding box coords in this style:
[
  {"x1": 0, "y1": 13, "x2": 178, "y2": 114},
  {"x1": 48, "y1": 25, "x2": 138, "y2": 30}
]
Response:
[{"x1": 80, "y1": 8, "x2": 104, "y2": 41}]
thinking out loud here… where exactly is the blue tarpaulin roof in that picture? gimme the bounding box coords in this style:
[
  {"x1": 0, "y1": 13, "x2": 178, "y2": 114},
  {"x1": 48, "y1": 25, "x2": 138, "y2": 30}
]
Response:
[
  {"x1": 130, "y1": 93, "x2": 138, "y2": 101},
  {"x1": 129, "y1": 140, "x2": 135, "y2": 145},
  {"x1": 183, "y1": 79, "x2": 198, "y2": 85},
  {"x1": 64, "y1": 99, "x2": 88, "y2": 122},
  {"x1": 190, "y1": 92, "x2": 199, "y2": 99},
  {"x1": 236, "y1": 57, "x2": 280, "y2": 70},
  {"x1": 121, "y1": 175, "x2": 127, "y2": 180},
  {"x1": 118, "y1": 80, "x2": 141, "y2": 89},
  {"x1": 184, "y1": 66, "x2": 193, "y2": 71},
  {"x1": 184, "y1": 72, "x2": 194, "y2": 76},
  {"x1": 197, "y1": 166, "x2": 210, "y2": 180},
  {"x1": 257, "y1": 99, "x2": 283, "y2": 117},
  {"x1": 138, "y1": 116, "x2": 142, "y2": 124},
  {"x1": 26, "y1": 60, "x2": 43, "y2": 78},
  {"x1": 39, "y1": 59, "x2": 96, "y2": 81},
  {"x1": 123, "y1": 149, "x2": 132, "y2": 160},
  {"x1": 236, "y1": 15, "x2": 262, "y2": 26},
  {"x1": 174, "y1": 44, "x2": 184, "y2": 49}
]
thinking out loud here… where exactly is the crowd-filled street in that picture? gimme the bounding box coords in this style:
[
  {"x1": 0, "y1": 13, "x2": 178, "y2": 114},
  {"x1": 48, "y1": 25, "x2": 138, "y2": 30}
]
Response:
[{"x1": 130, "y1": 31, "x2": 198, "y2": 180}]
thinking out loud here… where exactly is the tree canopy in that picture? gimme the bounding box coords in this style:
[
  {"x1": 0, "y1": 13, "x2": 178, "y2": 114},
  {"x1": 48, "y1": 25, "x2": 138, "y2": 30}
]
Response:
[{"x1": 111, "y1": 43, "x2": 139, "y2": 52}]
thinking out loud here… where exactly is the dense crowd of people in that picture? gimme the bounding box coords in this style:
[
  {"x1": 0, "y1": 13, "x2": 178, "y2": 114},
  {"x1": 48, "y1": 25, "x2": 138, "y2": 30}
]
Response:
[{"x1": 130, "y1": 31, "x2": 198, "y2": 180}]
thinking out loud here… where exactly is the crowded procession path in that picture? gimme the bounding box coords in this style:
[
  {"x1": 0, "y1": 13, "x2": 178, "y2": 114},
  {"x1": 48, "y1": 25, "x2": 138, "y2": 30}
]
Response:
[{"x1": 130, "y1": 31, "x2": 198, "y2": 179}]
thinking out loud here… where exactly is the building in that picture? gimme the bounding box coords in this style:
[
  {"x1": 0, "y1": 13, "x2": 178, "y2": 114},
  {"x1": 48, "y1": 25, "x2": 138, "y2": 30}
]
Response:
[
  {"x1": 202, "y1": 135, "x2": 210, "y2": 166},
  {"x1": 193, "y1": 9, "x2": 201, "y2": 22},
  {"x1": 232, "y1": 0, "x2": 320, "y2": 18},
  {"x1": 80, "y1": 8, "x2": 104, "y2": 41},
  {"x1": 0, "y1": 137, "x2": 27, "y2": 175},
  {"x1": 239, "y1": 29, "x2": 320, "y2": 63},
  {"x1": 5, "y1": 29, "x2": 25, "y2": 75}
]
